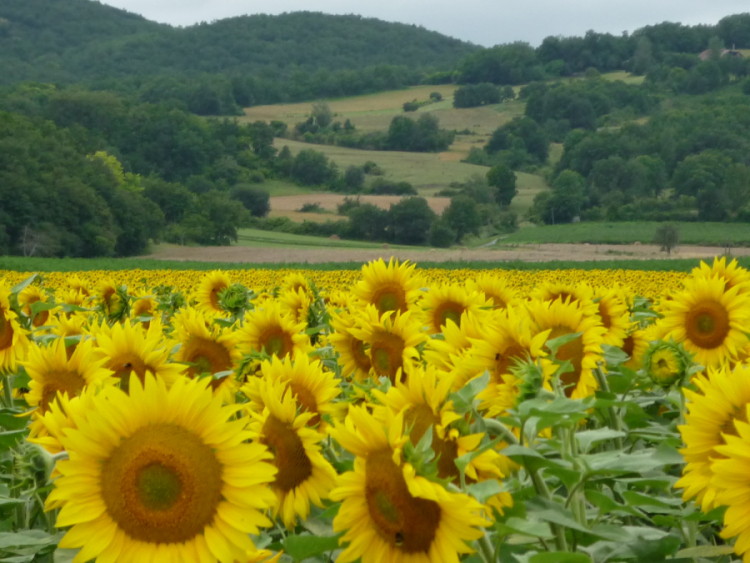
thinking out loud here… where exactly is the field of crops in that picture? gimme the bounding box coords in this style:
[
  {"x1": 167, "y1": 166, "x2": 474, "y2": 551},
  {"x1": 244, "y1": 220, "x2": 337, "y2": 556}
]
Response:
[{"x1": 0, "y1": 257, "x2": 748, "y2": 562}]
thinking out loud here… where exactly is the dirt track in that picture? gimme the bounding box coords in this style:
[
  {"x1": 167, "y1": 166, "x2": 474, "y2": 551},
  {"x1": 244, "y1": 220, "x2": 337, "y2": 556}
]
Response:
[{"x1": 142, "y1": 243, "x2": 745, "y2": 265}]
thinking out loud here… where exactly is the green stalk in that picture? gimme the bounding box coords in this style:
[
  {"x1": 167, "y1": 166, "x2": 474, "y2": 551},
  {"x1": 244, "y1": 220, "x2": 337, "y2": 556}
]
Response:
[
  {"x1": 477, "y1": 532, "x2": 496, "y2": 563},
  {"x1": 2, "y1": 373, "x2": 13, "y2": 409},
  {"x1": 593, "y1": 365, "x2": 624, "y2": 450}
]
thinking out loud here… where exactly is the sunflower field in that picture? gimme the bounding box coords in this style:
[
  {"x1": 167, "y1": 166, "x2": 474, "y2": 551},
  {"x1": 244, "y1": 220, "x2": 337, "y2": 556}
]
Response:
[{"x1": 0, "y1": 257, "x2": 749, "y2": 562}]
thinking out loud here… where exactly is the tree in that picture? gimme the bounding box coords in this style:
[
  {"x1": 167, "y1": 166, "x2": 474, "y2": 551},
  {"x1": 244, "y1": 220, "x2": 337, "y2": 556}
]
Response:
[
  {"x1": 486, "y1": 164, "x2": 517, "y2": 206},
  {"x1": 387, "y1": 197, "x2": 436, "y2": 245},
  {"x1": 654, "y1": 223, "x2": 679, "y2": 256},
  {"x1": 231, "y1": 184, "x2": 270, "y2": 217},
  {"x1": 442, "y1": 195, "x2": 481, "y2": 242},
  {"x1": 290, "y1": 149, "x2": 336, "y2": 186}
]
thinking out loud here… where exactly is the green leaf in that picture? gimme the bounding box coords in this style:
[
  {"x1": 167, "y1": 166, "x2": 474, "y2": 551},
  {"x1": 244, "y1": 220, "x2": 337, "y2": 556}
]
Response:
[
  {"x1": 545, "y1": 331, "x2": 582, "y2": 355},
  {"x1": 0, "y1": 530, "x2": 57, "y2": 553},
  {"x1": 10, "y1": 275, "x2": 39, "y2": 295},
  {"x1": 451, "y1": 372, "x2": 489, "y2": 413},
  {"x1": 530, "y1": 552, "x2": 591, "y2": 563},
  {"x1": 0, "y1": 429, "x2": 27, "y2": 448},
  {"x1": 465, "y1": 479, "x2": 503, "y2": 503},
  {"x1": 574, "y1": 429, "x2": 626, "y2": 453},
  {"x1": 0, "y1": 410, "x2": 28, "y2": 431},
  {"x1": 675, "y1": 545, "x2": 736, "y2": 558},
  {"x1": 282, "y1": 533, "x2": 342, "y2": 561},
  {"x1": 496, "y1": 517, "x2": 553, "y2": 539}
]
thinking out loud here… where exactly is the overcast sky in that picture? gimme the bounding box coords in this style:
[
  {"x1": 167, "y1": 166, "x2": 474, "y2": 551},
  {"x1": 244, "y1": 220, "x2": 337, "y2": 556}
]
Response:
[{"x1": 97, "y1": 0, "x2": 748, "y2": 47}]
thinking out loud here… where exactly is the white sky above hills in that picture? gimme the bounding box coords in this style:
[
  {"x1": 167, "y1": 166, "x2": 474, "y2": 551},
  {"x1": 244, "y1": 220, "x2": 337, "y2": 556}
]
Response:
[{"x1": 97, "y1": 0, "x2": 748, "y2": 47}]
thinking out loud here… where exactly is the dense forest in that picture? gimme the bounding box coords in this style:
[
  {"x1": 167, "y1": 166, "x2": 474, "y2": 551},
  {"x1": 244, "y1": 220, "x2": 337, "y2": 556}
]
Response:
[{"x1": 3, "y1": 0, "x2": 750, "y2": 256}]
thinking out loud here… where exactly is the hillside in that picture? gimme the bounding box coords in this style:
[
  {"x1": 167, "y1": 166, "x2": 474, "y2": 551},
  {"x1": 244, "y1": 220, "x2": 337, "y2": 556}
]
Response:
[{"x1": 0, "y1": 3, "x2": 479, "y2": 85}]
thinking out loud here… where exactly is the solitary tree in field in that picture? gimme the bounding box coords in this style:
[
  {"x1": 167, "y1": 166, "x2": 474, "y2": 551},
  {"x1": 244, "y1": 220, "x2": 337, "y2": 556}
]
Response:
[
  {"x1": 486, "y1": 164, "x2": 517, "y2": 206},
  {"x1": 654, "y1": 223, "x2": 679, "y2": 256}
]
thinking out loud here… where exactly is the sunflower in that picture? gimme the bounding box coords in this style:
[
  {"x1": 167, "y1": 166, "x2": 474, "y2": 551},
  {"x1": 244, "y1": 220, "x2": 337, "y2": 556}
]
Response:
[
  {"x1": 417, "y1": 283, "x2": 489, "y2": 335},
  {"x1": 330, "y1": 405, "x2": 489, "y2": 563},
  {"x1": 194, "y1": 270, "x2": 231, "y2": 315},
  {"x1": 350, "y1": 306, "x2": 426, "y2": 384},
  {"x1": 468, "y1": 306, "x2": 549, "y2": 416},
  {"x1": 0, "y1": 283, "x2": 30, "y2": 373},
  {"x1": 329, "y1": 309, "x2": 372, "y2": 381},
  {"x1": 237, "y1": 301, "x2": 311, "y2": 361},
  {"x1": 96, "y1": 279, "x2": 130, "y2": 322},
  {"x1": 353, "y1": 258, "x2": 423, "y2": 315},
  {"x1": 23, "y1": 337, "x2": 115, "y2": 415},
  {"x1": 19, "y1": 284, "x2": 54, "y2": 328},
  {"x1": 592, "y1": 287, "x2": 631, "y2": 348},
  {"x1": 691, "y1": 256, "x2": 750, "y2": 294},
  {"x1": 676, "y1": 364, "x2": 750, "y2": 512},
  {"x1": 527, "y1": 297, "x2": 606, "y2": 399},
  {"x1": 642, "y1": 340, "x2": 692, "y2": 388},
  {"x1": 653, "y1": 275, "x2": 750, "y2": 369},
  {"x1": 374, "y1": 364, "x2": 515, "y2": 493},
  {"x1": 243, "y1": 355, "x2": 341, "y2": 429},
  {"x1": 27, "y1": 389, "x2": 98, "y2": 455},
  {"x1": 710, "y1": 416, "x2": 750, "y2": 560},
  {"x1": 422, "y1": 310, "x2": 489, "y2": 390},
  {"x1": 530, "y1": 281, "x2": 594, "y2": 306},
  {"x1": 248, "y1": 376, "x2": 337, "y2": 528},
  {"x1": 47, "y1": 374, "x2": 277, "y2": 562},
  {"x1": 467, "y1": 273, "x2": 519, "y2": 310},
  {"x1": 171, "y1": 307, "x2": 242, "y2": 398},
  {"x1": 278, "y1": 287, "x2": 312, "y2": 325},
  {"x1": 90, "y1": 319, "x2": 184, "y2": 391},
  {"x1": 621, "y1": 323, "x2": 651, "y2": 370}
]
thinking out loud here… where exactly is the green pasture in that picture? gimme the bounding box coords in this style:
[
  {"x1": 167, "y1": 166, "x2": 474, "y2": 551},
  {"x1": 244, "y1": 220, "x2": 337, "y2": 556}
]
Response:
[
  {"x1": 0, "y1": 254, "x2": 734, "y2": 274},
  {"x1": 233, "y1": 228, "x2": 413, "y2": 250},
  {"x1": 498, "y1": 221, "x2": 750, "y2": 246},
  {"x1": 275, "y1": 138, "x2": 490, "y2": 194}
]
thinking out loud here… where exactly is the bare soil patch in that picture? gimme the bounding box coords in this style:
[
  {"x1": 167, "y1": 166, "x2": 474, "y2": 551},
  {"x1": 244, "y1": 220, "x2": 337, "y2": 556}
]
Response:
[{"x1": 143, "y1": 243, "x2": 744, "y2": 265}]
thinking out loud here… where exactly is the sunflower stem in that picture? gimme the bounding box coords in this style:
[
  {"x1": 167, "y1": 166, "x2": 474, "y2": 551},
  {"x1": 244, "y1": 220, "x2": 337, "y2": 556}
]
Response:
[
  {"x1": 529, "y1": 467, "x2": 568, "y2": 552},
  {"x1": 593, "y1": 364, "x2": 624, "y2": 450},
  {"x1": 482, "y1": 418, "x2": 518, "y2": 446},
  {"x1": 2, "y1": 373, "x2": 13, "y2": 409},
  {"x1": 477, "y1": 532, "x2": 495, "y2": 563}
]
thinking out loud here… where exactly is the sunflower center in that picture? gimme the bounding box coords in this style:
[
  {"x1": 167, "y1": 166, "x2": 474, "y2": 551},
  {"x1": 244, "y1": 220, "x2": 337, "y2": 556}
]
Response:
[
  {"x1": 597, "y1": 302, "x2": 612, "y2": 330},
  {"x1": 404, "y1": 404, "x2": 439, "y2": 445},
  {"x1": 493, "y1": 342, "x2": 528, "y2": 382},
  {"x1": 0, "y1": 311, "x2": 13, "y2": 352},
  {"x1": 262, "y1": 414, "x2": 313, "y2": 492},
  {"x1": 183, "y1": 337, "x2": 232, "y2": 376},
  {"x1": 433, "y1": 302, "x2": 463, "y2": 331},
  {"x1": 350, "y1": 337, "x2": 372, "y2": 376},
  {"x1": 110, "y1": 353, "x2": 149, "y2": 388},
  {"x1": 137, "y1": 463, "x2": 182, "y2": 510},
  {"x1": 370, "y1": 333, "x2": 405, "y2": 383},
  {"x1": 289, "y1": 381, "x2": 320, "y2": 426},
  {"x1": 686, "y1": 300, "x2": 730, "y2": 349},
  {"x1": 260, "y1": 327, "x2": 293, "y2": 358},
  {"x1": 365, "y1": 449, "x2": 441, "y2": 553},
  {"x1": 373, "y1": 286, "x2": 406, "y2": 314},
  {"x1": 40, "y1": 370, "x2": 86, "y2": 413},
  {"x1": 547, "y1": 327, "x2": 584, "y2": 397},
  {"x1": 101, "y1": 423, "x2": 222, "y2": 543}
]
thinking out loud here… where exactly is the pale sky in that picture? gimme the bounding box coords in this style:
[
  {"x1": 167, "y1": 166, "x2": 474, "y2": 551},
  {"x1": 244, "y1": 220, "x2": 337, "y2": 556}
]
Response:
[{"x1": 97, "y1": 0, "x2": 748, "y2": 47}]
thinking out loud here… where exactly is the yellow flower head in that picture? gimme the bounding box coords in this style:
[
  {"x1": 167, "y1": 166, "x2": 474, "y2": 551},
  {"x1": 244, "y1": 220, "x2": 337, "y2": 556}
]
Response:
[
  {"x1": 248, "y1": 376, "x2": 337, "y2": 528},
  {"x1": 330, "y1": 405, "x2": 489, "y2": 563},
  {"x1": 47, "y1": 374, "x2": 277, "y2": 562},
  {"x1": 353, "y1": 257, "x2": 423, "y2": 315},
  {"x1": 654, "y1": 275, "x2": 750, "y2": 369}
]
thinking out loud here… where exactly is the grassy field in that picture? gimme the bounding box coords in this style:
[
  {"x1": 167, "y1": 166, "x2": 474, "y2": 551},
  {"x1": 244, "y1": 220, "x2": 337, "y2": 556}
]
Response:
[
  {"x1": 274, "y1": 138, "x2": 489, "y2": 194},
  {"x1": 0, "y1": 254, "x2": 734, "y2": 274},
  {"x1": 234, "y1": 228, "x2": 414, "y2": 250},
  {"x1": 499, "y1": 221, "x2": 750, "y2": 246}
]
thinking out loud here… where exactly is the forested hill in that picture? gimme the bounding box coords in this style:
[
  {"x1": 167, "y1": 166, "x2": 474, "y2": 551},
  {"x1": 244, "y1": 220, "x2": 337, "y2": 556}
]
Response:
[{"x1": 0, "y1": 2, "x2": 479, "y2": 85}]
